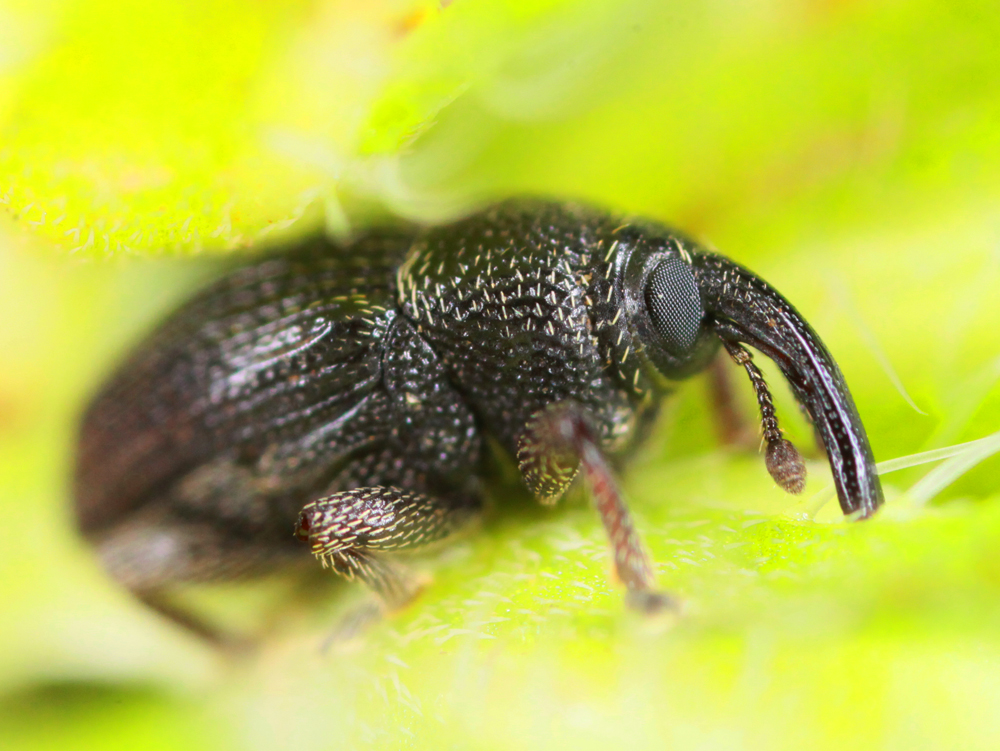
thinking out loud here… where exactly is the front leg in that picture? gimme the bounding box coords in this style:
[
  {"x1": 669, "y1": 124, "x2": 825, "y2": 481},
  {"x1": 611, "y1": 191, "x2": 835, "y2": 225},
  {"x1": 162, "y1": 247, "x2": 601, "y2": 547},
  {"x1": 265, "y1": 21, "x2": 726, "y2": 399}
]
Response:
[{"x1": 517, "y1": 401, "x2": 676, "y2": 613}]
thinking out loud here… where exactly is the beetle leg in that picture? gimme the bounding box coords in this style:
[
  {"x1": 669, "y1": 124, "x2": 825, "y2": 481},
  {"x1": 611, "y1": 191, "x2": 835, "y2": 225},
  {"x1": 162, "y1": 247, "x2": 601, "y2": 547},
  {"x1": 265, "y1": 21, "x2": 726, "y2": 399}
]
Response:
[
  {"x1": 518, "y1": 402, "x2": 677, "y2": 614},
  {"x1": 134, "y1": 590, "x2": 248, "y2": 649},
  {"x1": 295, "y1": 486, "x2": 478, "y2": 610},
  {"x1": 92, "y1": 508, "x2": 308, "y2": 647}
]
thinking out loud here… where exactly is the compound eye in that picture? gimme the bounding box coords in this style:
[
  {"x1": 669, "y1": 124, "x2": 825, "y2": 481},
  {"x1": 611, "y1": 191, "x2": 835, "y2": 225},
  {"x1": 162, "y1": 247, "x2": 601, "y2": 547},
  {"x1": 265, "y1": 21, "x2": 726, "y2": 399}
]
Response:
[{"x1": 643, "y1": 255, "x2": 704, "y2": 357}]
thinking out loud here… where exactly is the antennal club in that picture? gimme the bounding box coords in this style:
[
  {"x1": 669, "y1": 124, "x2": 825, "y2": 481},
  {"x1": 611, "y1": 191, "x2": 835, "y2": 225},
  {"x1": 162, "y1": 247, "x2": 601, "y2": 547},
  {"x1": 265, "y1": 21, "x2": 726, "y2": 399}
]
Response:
[{"x1": 723, "y1": 341, "x2": 807, "y2": 494}]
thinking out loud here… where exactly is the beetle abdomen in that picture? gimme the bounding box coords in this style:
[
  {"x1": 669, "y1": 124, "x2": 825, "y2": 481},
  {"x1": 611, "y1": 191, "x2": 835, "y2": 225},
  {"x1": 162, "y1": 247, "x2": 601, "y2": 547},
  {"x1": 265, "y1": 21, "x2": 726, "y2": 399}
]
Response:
[{"x1": 75, "y1": 232, "x2": 411, "y2": 534}]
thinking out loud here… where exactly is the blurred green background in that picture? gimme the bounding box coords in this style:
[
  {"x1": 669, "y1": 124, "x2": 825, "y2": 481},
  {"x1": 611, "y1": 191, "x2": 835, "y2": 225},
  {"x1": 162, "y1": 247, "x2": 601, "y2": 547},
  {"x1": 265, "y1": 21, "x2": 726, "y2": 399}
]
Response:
[{"x1": 2, "y1": 1, "x2": 1000, "y2": 749}]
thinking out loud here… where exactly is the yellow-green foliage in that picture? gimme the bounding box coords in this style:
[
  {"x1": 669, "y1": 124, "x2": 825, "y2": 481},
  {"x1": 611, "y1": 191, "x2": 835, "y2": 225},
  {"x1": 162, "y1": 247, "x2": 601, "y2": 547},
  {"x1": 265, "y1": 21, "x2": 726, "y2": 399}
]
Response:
[{"x1": 2, "y1": 1, "x2": 1000, "y2": 750}]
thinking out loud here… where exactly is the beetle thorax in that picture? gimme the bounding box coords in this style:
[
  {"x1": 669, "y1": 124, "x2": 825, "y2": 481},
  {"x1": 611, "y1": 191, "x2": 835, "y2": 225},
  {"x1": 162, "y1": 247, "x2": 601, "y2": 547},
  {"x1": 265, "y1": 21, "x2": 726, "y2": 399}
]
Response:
[{"x1": 395, "y1": 204, "x2": 650, "y2": 459}]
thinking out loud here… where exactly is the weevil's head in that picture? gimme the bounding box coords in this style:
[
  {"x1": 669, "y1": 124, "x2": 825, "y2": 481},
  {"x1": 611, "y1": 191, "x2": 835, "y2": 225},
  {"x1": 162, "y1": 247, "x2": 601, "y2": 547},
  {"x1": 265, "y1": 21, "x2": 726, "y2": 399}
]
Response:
[{"x1": 614, "y1": 224, "x2": 884, "y2": 519}]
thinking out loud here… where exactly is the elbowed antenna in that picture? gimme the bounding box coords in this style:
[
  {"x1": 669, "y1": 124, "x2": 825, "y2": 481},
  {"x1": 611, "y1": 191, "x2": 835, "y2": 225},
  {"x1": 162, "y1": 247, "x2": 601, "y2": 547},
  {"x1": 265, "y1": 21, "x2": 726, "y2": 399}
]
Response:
[{"x1": 690, "y1": 252, "x2": 884, "y2": 518}]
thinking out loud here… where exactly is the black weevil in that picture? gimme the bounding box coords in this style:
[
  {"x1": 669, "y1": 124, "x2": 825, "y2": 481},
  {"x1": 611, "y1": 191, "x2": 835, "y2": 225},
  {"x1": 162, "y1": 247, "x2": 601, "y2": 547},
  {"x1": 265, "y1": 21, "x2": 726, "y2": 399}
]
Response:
[{"x1": 75, "y1": 200, "x2": 883, "y2": 635}]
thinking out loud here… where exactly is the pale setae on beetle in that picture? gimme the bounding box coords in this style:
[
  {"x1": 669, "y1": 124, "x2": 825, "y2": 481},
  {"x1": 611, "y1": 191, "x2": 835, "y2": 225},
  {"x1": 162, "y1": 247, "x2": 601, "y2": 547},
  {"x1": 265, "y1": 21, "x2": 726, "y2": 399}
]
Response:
[{"x1": 75, "y1": 200, "x2": 883, "y2": 639}]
